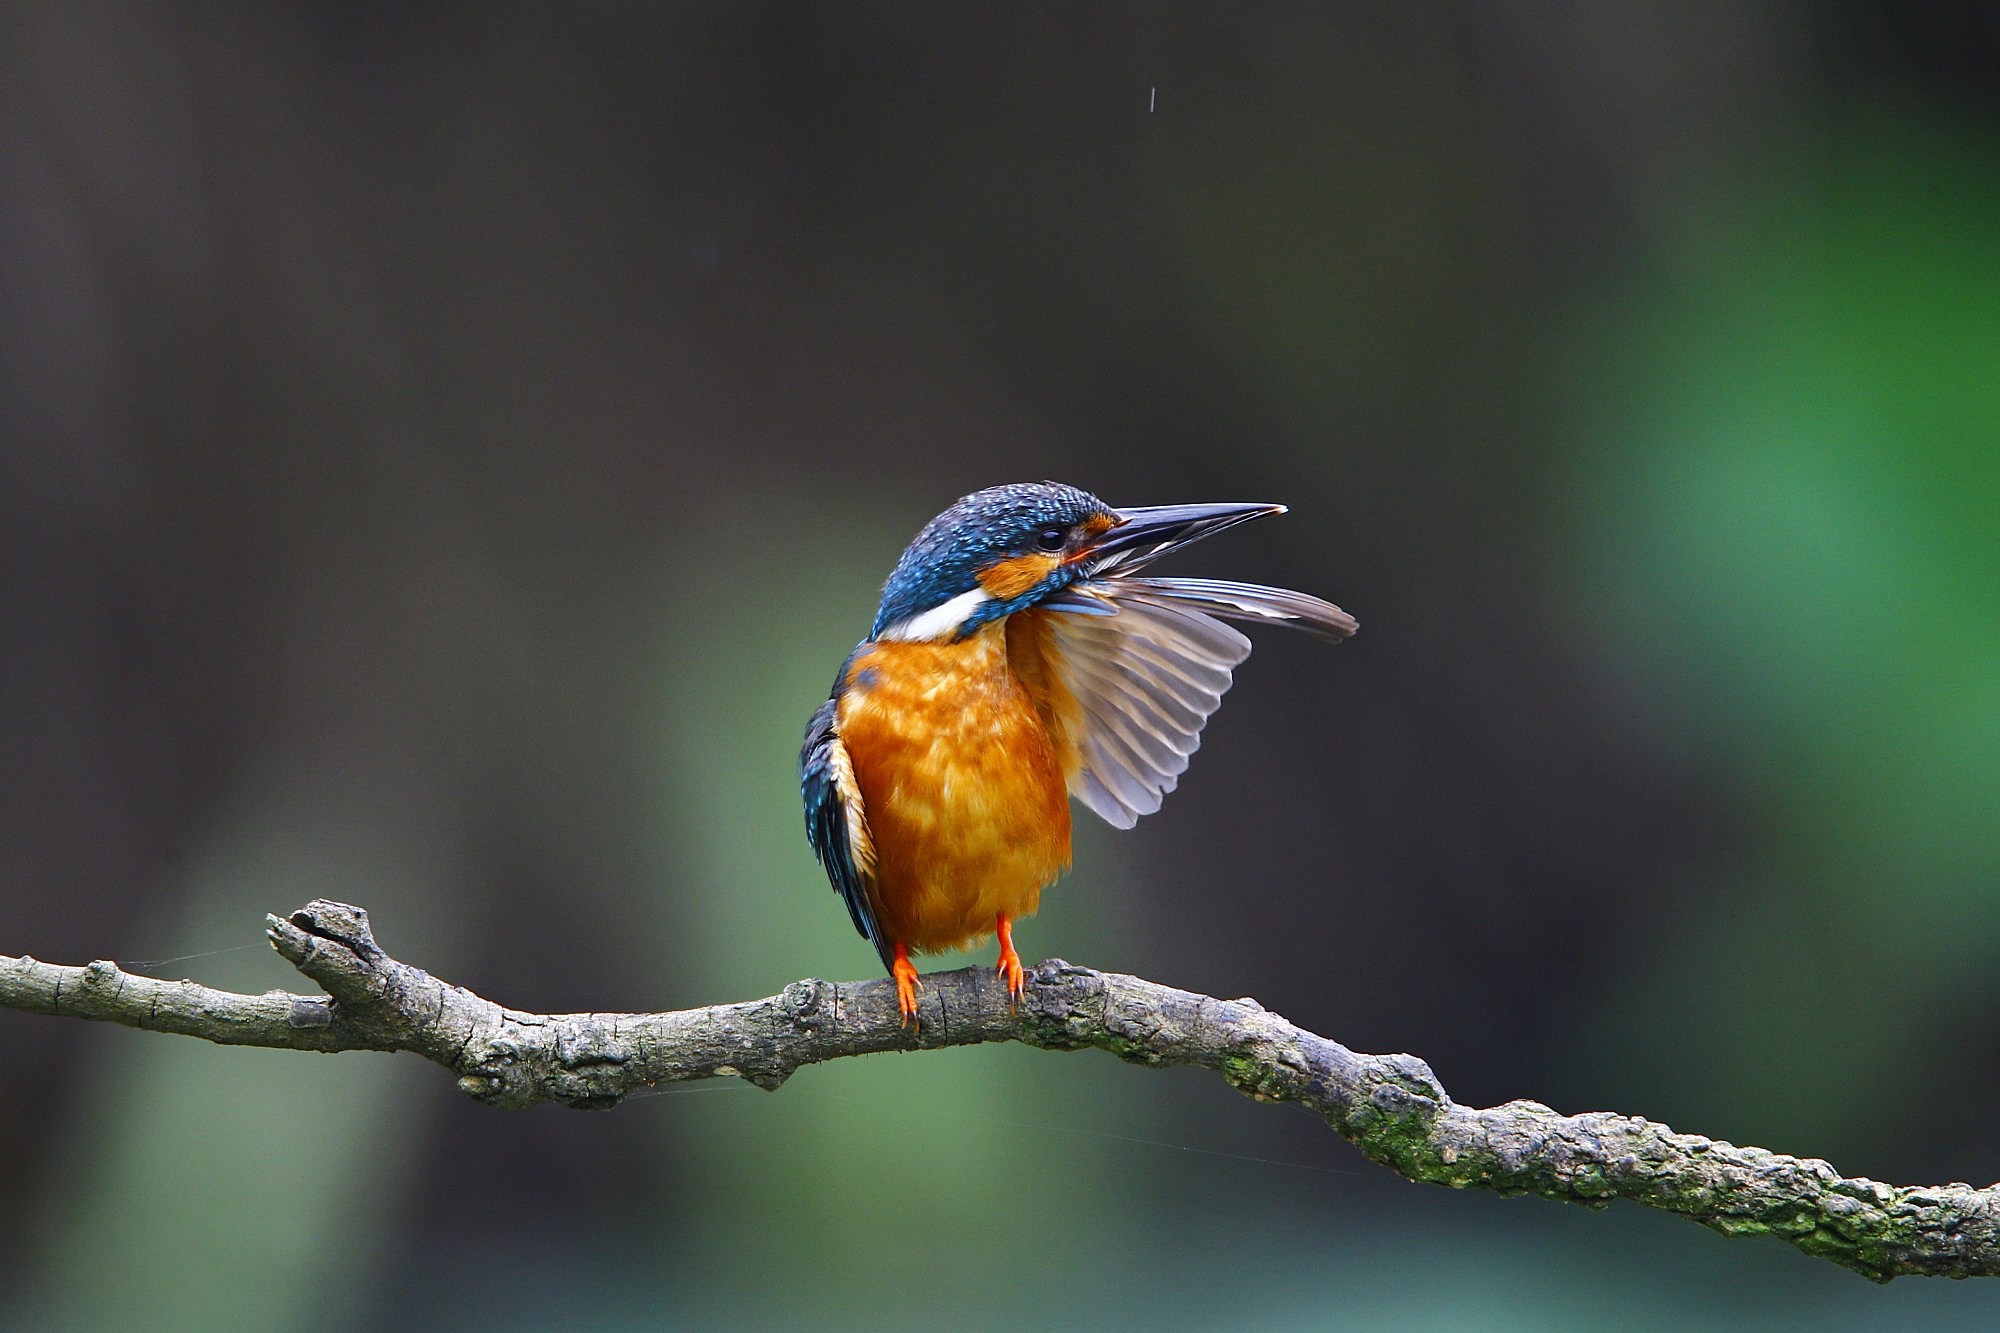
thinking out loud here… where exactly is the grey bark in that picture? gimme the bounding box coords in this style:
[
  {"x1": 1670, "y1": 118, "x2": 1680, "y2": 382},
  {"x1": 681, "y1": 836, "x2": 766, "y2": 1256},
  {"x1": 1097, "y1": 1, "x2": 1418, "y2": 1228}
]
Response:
[{"x1": 3, "y1": 899, "x2": 1995, "y2": 1282}]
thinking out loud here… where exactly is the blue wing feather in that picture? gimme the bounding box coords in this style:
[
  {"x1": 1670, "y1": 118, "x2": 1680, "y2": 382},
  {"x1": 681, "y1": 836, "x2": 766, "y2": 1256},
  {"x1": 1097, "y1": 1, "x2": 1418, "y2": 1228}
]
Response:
[{"x1": 800, "y1": 695, "x2": 891, "y2": 969}]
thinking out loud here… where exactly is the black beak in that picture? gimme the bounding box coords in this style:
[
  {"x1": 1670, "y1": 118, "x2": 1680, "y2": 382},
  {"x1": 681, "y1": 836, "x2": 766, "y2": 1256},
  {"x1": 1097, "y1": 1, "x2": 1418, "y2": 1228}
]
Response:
[{"x1": 1078, "y1": 501, "x2": 1287, "y2": 577}]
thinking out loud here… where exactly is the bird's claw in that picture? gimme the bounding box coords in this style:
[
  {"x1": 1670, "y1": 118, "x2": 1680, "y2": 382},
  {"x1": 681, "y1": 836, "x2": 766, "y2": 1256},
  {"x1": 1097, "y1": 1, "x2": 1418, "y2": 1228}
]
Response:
[
  {"x1": 995, "y1": 914, "x2": 1025, "y2": 1009},
  {"x1": 892, "y1": 946, "x2": 921, "y2": 1030},
  {"x1": 997, "y1": 953, "x2": 1025, "y2": 1007}
]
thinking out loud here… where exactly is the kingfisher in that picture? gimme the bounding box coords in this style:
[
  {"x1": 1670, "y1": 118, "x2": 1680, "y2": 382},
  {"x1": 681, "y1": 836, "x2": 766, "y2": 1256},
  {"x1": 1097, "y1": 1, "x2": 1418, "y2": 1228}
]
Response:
[{"x1": 800, "y1": 481, "x2": 1356, "y2": 1024}]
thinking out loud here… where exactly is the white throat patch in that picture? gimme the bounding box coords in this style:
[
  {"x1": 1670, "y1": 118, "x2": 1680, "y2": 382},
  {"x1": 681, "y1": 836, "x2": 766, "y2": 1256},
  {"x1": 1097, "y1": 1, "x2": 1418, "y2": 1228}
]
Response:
[{"x1": 876, "y1": 587, "x2": 993, "y2": 643}]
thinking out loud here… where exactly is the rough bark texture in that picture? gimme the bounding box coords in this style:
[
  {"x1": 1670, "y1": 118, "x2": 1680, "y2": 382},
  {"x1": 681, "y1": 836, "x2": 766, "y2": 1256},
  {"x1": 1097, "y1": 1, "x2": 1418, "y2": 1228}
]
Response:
[{"x1": 4, "y1": 899, "x2": 1996, "y2": 1282}]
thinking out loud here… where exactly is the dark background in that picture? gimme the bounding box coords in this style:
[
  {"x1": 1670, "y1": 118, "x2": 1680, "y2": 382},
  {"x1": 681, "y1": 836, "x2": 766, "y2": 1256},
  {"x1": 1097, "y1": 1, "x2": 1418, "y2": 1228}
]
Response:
[{"x1": 5, "y1": 3, "x2": 2000, "y2": 1327}]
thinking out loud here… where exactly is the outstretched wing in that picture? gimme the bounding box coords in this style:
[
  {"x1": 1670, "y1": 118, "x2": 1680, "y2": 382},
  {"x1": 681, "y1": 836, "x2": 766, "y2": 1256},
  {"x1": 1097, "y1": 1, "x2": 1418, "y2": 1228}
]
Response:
[
  {"x1": 1038, "y1": 577, "x2": 1355, "y2": 829},
  {"x1": 800, "y1": 698, "x2": 889, "y2": 967},
  {"x1": 1113, "y1": 577, "x2": 1358, "y2": 640}
]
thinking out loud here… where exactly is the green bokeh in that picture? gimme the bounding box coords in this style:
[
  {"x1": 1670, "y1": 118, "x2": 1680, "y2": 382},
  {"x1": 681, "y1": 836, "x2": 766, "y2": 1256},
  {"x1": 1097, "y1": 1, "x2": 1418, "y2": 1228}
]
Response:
[{"x1": 1567, "y1": 117, "x2": 2000, "y2": 1149}]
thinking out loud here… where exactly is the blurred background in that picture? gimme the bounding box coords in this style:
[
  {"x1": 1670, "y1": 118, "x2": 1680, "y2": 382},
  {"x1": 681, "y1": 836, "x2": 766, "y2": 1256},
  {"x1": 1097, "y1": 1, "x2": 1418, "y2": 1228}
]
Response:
[{"x1": 4, "y1": 2, "x2": 2000, "y2": 1327}]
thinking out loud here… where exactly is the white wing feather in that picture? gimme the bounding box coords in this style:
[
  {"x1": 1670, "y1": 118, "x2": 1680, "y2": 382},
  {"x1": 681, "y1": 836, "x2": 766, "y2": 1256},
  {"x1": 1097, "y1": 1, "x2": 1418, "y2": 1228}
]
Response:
[
  {"x1": 1043, "y1": 585, "x2": 1252, "y2": 828},
  {"x1": 1043, "y1": 576, "x2": 1354, "y2": 828},
  {"x1": 1114, "y1": 577, "x2": 1359, "y2": 639}
]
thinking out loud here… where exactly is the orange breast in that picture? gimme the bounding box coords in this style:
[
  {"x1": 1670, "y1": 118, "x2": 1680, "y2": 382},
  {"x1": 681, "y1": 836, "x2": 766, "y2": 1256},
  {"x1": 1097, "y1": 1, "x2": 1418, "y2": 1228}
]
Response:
[{"x1": 835, "y1": 621, "x2": 1072, "y2": 954}]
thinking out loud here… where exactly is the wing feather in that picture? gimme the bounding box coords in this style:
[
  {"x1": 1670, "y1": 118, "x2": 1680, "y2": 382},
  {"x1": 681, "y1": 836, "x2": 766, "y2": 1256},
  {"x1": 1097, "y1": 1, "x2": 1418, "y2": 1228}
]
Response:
[
  {"x1": 1059, "y1": 647, "x2": 1197, "y2": 747},
  {"x1": 800, "y1": 698, "x2": 889, "y2": 967},
  {"x1": 1041, "y1": 588, "x2": 1253, "y2": 828},
  {"x1": 1115, "y1": 577, "x2": 1358, "y2": 640},
  {"x1": 1042, "y1": 576, "x2": 1353, "y2": 828}
]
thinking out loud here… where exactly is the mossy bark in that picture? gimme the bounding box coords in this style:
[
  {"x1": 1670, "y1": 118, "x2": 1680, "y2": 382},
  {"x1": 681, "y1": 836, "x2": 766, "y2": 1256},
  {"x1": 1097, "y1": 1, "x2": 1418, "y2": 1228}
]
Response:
[{"x1": 5, "y1": 899, "x2": 1996, "y2": 1282}]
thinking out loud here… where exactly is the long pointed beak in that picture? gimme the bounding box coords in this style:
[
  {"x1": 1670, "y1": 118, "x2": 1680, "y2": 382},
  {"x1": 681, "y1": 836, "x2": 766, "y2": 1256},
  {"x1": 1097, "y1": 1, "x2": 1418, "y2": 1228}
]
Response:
[{"x1": 1077, "y1": 501, "x2": 1287, "y2": 577}]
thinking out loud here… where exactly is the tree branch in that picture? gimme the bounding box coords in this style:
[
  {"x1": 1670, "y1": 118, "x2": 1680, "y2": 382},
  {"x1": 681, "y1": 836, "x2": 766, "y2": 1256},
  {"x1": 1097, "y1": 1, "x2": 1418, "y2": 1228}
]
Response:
[{"x1": 3, "y1": 900, "x2": 1994, "y2": 1281}]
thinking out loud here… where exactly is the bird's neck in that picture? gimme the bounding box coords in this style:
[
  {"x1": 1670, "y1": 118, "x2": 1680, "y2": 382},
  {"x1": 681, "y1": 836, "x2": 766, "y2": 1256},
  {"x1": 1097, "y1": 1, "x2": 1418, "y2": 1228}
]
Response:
[{"x1": 866, "y1": 617, "x2": 1011, "y2": 673}]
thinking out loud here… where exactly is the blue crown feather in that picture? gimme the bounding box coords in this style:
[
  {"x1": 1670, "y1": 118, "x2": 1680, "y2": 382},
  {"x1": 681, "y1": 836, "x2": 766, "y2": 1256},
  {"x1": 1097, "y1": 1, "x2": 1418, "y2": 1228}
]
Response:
[{"x1": 871, "y1": 481, "x2": 1109, "y2": 639}]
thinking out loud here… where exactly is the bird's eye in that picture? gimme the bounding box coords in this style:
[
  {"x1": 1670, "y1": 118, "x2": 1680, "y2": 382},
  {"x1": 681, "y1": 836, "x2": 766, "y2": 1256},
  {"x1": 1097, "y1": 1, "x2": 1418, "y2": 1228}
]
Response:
[{"x1": 1035, "y1": 527, "x2": 1067, "y2": 552}]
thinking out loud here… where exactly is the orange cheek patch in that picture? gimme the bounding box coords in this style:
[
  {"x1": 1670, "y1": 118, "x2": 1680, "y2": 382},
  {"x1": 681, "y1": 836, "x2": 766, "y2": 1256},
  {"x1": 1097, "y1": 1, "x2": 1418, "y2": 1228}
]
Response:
[
  {"x1": 1062, "y1": 511, "x2": 1121, "y2": 564},
  {"x1": 977, "y1": 553, "x2": 1060, "y2": 601}
]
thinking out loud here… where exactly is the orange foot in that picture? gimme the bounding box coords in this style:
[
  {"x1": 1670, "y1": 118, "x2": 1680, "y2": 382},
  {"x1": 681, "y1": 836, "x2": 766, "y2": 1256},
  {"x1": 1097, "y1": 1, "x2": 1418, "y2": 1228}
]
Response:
[
  {"x1": 892, "y1": 941, "x2": 921, "y2": 1029},
  {"x1": 995, "y1": 914, "x2": 1025, "y2": 1006}
]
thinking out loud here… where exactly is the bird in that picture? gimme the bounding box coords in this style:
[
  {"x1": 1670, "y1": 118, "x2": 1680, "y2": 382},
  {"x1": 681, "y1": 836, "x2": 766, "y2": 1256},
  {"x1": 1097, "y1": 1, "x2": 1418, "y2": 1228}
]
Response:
[{"x1": 800, "y1": 481, "x2": 1356, "y2": 1025}]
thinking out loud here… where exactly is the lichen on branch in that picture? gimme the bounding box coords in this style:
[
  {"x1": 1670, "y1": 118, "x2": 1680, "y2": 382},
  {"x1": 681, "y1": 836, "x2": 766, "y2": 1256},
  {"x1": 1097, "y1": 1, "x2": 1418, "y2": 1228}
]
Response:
[{"x1": 3, "y1": 899, "x2": 1995, "y2": 1282}]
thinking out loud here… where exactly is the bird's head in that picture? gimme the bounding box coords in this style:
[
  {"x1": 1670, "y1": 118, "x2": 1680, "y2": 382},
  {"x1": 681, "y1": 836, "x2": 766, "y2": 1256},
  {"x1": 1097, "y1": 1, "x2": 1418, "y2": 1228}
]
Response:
[{"x1": 871, "y1": 481, "x2": 1285, "y2": 643}]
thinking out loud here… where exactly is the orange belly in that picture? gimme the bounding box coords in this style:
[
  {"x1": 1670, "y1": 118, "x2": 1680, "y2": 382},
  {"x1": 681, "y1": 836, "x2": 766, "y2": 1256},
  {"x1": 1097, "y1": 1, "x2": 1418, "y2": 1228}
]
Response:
[{"x1": 836, "y1": 621, "x2": 1072, "y2": 955}]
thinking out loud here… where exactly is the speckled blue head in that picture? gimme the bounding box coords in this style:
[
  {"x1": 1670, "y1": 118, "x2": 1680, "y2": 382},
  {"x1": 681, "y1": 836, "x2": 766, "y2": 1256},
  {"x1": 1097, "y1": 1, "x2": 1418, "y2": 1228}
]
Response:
[{"x1": 872, "y1": 481, "x2": 1112, "y2": 641}]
